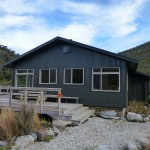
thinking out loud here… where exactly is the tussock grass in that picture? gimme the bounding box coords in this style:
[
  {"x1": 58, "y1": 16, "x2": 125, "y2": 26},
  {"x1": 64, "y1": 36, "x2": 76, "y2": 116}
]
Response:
[
  {"x1": 0, "y1": 107, "x2": 18, "y2": 141},
  {"x1": 0, "y1": 105, "x2": 41, "y2": 141},
  {"x1": 127, "y1": 101, "x2": 150, "y2": 115}
]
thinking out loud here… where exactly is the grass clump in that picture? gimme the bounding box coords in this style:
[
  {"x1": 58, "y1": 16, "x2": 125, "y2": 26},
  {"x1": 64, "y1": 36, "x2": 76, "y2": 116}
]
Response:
[
  {"x1": 126, "y1": 101, "x2": 150, "y2": 115},
  {"x1": 43, "y1": 135, "x2": 53, "y2": 142},
  {"x1": 0, "y1": 105, "x2": 41, "y2": 141},
  {"x1": 0, "y1": 107, "x2": 18, "y2": 141}
]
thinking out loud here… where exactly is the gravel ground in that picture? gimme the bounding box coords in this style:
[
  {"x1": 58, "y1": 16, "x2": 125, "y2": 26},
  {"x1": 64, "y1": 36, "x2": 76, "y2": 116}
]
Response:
[{"x1": 26, "y1": 117, "x2": 150, "y2": 150}]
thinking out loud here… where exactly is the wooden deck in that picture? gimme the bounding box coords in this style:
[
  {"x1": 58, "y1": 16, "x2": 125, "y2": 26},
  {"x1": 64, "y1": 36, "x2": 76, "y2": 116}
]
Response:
[{"x1": 0, "y1": 86, "x2": 95, "y2": 125}]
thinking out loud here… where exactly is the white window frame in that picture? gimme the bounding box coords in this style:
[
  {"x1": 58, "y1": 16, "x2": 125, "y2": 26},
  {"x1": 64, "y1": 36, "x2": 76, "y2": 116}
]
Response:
[
  {"x1": 92, "y1": 67, "x2": 120, "y2": 92},
  {"x1": 39, "y1": 68, "x2": 57, "y2": 84},
  {"x1": 63, "y1": 68, "x2": 84, "y2": 85},
  {"x1": 15, "y1": 69, "x2": 34, "y2": 87}
]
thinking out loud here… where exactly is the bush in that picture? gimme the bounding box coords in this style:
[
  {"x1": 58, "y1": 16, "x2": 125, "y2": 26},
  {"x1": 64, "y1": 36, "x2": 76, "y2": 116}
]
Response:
[
  {"x1": 41, "y1": 119, "x2": 51, "y2": 128},
  {"x1": 0, "y1": 105, "x2": 41, "y2": 141},
  {"x1": 127, "y1": 101, "x2": 150, "y2": 115}
]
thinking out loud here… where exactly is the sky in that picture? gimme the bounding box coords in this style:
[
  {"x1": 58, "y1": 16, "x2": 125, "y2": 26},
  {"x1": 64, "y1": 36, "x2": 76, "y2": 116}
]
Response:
[{"x1": 0, "y1": 0, "x2": 150, "y2": 54}]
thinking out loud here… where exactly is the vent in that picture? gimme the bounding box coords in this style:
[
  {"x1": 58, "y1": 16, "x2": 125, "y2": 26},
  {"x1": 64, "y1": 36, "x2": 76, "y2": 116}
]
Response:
[{"x1": 63, "y1": 46, "x2": 72, "y2": 54}]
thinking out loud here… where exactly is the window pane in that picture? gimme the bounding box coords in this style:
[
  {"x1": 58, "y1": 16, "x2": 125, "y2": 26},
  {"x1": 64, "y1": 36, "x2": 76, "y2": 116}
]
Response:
[
  {"x1": 28, "y1": 70, "x2": 33, "y2": 73},
  {"x1": 93, "y1": 74, "x2": 101, "y2": 90},
  {"x1": 102, "y1": 74, "x2": 119, "y2": 90},
  {"x1": 93, "y1": 68, "x2": 101, "y2": 72},
  {"x1": 17, "y1": 70, "x2": 27, "y2": 73},
  {"x1": 50, "y1": 69, "x2": 56, "y2": 83},
  {"x1": 41, "y1": 70, "x2": 49, "y2": 83},
  {"x1": 73, "y1": 69, "x2": 83, "y2": 84},
  {"x1": 65, "y1": 69, "x2": 71, "y2": 83},
  {"x1": 17, "y1": 75, "x2": 26, "y2": 87},
  {"x1": 102, "y1": 68, "x2": 119, "y2": 72},
  {"x1": 27, "y1": 75, "x2": 33, "y2": 87}
]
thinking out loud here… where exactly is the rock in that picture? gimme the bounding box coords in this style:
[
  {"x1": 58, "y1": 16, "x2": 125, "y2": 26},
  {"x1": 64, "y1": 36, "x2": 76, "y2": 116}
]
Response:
[
  {"x1": 100, "y1": 110, "x2": 119, "y2": 119},
  {"x1": 52, "y1": 120, "x2": 72, "y2": 130},
  {"x1": 52, "y1": 127, "x2": 60, "y2": 136},
  {"x1": 143, "y1": 117, "x2": 149, "y2": 122},
  {"x1": 136, "y1": 138, "x2": 150, "y2": 149},
  {"x1": 15, "y1": 135, "x2": 35, "y2": 147},
  {"x1": 0, "y1": 141, "x2": 8, "y2": 147},
  {"x1": 36, "y1": 129, "x2": 47, "y2": 141},
  {"x1": 126, "y1": 142, "x2": 139, "y2": 150},
  {"x1": 85, "y1": 145, "x2": 111, "y2": 150},
  {"x1": 46, "y1": 128, "x2": 55, "y2": 137},
  {"x1": 120, "y1": 116, "x2": 127, "y2": 121},
  {"x1": 148, "y1": 115, "x2": 150, "y2": 120},
  {"x1": 30, "y1": 133, "x2": 37, "y2": 141},
  {"x1": 127, "y1": 112, "x2": 143, "y2": 122},
  {"x1": 65, "y1": 127, "x2": 72, "y2": 131},
  {"x1": 94, "y1": 145, "x2": 111, "y2": 150},
  {"x1": 11, "y1": 136, "x2": 16, "y2": 143}
]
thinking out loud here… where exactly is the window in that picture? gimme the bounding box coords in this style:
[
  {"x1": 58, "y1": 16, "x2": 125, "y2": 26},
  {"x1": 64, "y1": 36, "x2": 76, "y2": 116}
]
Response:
[
  {"x1": 15, "y1": 69, "x2": 34, "y2": 87},
  {"x1": 40, "y1": 69, "x2": 57, "y2": 84},
  {"x1": 64, "y1": 68, "x2": 84, "y2": 85},
  {"x1": 92, "y1": 67, "x2": 120, "y2": 92}
]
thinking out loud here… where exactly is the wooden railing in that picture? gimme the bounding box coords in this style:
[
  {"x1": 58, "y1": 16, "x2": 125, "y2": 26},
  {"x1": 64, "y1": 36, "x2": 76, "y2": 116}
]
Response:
[{"x1": 0, "y1": 86, "x2": 62, "y2": 116}]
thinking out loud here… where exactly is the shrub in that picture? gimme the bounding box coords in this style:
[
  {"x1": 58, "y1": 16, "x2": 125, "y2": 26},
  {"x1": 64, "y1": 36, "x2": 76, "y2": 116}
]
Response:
[
  {"x1": 127, "y1": 101, "x2": 150, "y2": 115},
  {"x1": 41, "y1": 119, "x2": 51, "y2": 128}
]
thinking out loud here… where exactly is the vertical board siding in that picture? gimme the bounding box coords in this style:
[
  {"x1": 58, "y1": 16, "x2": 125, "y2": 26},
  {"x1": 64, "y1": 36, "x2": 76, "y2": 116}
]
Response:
[
  {"x1": 12, "y1": 44, "x2": 128, "y2": 108},
  {"x1": 128, "y1": 73, "x2": 149, "y2": 101}
]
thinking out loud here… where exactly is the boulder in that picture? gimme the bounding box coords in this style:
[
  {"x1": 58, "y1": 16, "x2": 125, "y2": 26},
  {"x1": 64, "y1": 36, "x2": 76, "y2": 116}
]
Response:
[
  {"x1": 94, "y1": 145, "x2": 111, "y2": 150},
  {"x1": 125, "y1": 142, "x2": 139, "y2": 150},
  {"x1": 36, "y1": 129, "x2": 47, "y2": 141},
  {"x1": 143, "y1": 117, "x2": 149, "y2": 122},
  {"x1": 127, "y1": 112, "x2": 143, "y2": 122},
  {"x1": 52, "y1": 127, "x2": 60, "y2": 136},
  {"x1": 120, "y1": 116, "x2": 127, "y2": 121},
  {"x1": 85, "y1": 145, "x2": 111, "y2": 150},
  {"x1": 100, "y1": 110, "x2": 117, "y2": 119},
  {"x1": 136, "y1": 138, "x2": 150, "y2": 149},
  {"x1": 30, "y1": 133, "x2": 37, "y2": 141},
  {"x1": 52, "y1": 120, "x2": 72, "y2": 130},
  {"x1": 46, "y1": 128, "x2": 55, "y2": 137},
  {"x1": 148, "y1": 115, "x2": 150, "y2": 120},
  {"x1": 15, "y1": 135, "x2": 35, "y2": 147},
  {"x1": 0, "y1": 141, "x2": 8, "y2": 147}
]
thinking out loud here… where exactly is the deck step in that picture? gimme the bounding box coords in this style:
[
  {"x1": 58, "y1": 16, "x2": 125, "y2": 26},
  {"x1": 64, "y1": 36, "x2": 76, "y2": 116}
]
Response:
[
  {"x1": 66, "y1": 106, "x2": 89, "y2": 116},
  {"x1": 64, "y1": 104, "x2": 83, "y2": 114},
  {"x1": 71, "y1": 109, "x2": 95, "y2": 126}
]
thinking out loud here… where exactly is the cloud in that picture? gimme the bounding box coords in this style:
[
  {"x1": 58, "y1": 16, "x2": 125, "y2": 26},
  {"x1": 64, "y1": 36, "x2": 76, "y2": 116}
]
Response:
[{"x1": 0, "y1": 0, "x2": 148, "y2": 54}]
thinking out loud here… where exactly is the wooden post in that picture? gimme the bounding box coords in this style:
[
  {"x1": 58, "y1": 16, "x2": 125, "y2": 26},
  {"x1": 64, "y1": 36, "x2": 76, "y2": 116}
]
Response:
[
  {"x1": 40, "y1": 90, "x2": 43, "y2": 114},
  {"x1": 9, "y1": 89, "x2": 12, "y2": 107},
  {"x1": 122, "y1": 108, "x2": 126, "y2": 116},
  {"x1": 58, "y1": 90, "x2": 62, "y2": 116},
  {"x1": 24, "y1": 89, "x2": 27, "y2": 105}
]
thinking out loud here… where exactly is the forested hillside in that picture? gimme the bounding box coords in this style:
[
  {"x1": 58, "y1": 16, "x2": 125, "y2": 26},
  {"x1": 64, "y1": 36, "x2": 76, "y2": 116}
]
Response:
[
  {"x1": 0, "y1": 45, "x2": 19, "y2": 85},
  {"x1": 119, "y1": 41, "x2": 150, "y2": 74}
]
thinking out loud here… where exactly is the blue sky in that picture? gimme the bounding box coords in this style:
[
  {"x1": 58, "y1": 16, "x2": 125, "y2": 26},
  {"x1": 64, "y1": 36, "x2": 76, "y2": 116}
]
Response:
[{"x1": 0, "y1": 0, "x2": 150, "y2": 54}]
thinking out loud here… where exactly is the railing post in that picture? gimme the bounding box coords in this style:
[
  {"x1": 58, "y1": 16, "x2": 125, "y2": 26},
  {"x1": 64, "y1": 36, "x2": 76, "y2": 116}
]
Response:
[
  {"x1": 58, "y1": 90, "x2": 62, "y2": 116},
  {"x1": 24, "y1": 89, "x2": 27, "y2": 105},
  {"x1": 40, "y1": 90, "x2": 43, "y2": 114},
  {"x1": 9, "y1": 89, "x2": 12, "y2": 107}
]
